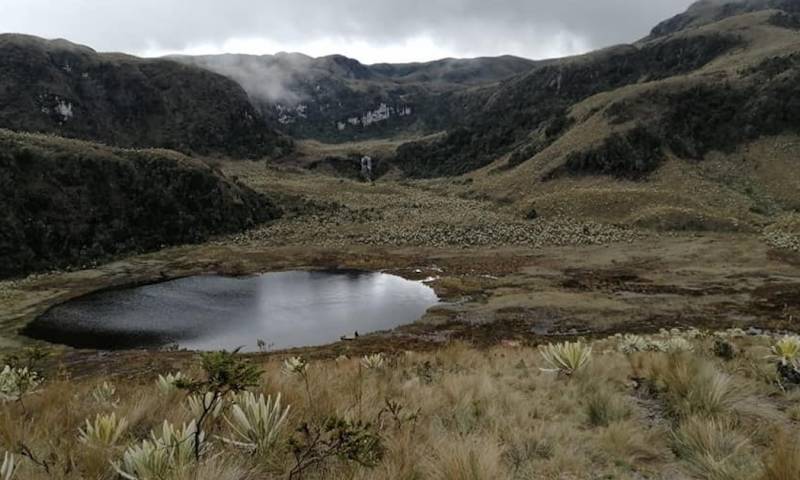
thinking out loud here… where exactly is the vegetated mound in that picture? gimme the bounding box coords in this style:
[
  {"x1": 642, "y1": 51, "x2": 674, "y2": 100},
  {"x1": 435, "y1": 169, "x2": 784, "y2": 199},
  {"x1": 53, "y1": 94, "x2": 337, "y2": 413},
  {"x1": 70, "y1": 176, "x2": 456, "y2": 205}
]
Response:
[
  {"x1": 0, "y1": 130, "x2": 282, "y2": 279},
  {"x1": 0, "y1": 34, "x2": 292, "y2": 159},
  {"x1": 172, "y1": 53, "x2": 536, "y2": 142}
]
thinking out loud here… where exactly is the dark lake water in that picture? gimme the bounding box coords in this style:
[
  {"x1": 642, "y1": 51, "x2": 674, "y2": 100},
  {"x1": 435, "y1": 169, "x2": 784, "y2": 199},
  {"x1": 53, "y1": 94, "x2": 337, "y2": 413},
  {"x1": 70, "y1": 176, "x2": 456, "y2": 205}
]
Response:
[{"x1": 23, "y1": 271, "x2": 439, "y2": 351}]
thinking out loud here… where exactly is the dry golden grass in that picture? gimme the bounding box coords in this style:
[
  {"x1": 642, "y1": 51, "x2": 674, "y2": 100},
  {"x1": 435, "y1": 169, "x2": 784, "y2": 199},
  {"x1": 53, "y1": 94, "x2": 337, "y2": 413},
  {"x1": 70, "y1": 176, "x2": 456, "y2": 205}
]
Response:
[{"x1": 0, "y1": 333, "x2": 798, "y2": 479}]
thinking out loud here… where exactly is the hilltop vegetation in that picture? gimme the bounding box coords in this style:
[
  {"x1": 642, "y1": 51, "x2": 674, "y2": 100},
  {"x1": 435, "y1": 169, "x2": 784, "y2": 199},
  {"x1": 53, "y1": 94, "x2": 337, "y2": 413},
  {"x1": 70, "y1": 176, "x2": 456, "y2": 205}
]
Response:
[
  {"x1": 0, "y1": 34, "x2": 292, "y2": 159},
  {"x1": 0, "y1": 130, "x2": 281, "y2": 279}
]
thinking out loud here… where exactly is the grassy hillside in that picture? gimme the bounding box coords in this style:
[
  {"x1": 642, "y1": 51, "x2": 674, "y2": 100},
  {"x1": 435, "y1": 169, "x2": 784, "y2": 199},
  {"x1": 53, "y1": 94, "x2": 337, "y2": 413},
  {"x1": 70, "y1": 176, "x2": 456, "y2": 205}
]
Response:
[
  {"x1": 650, "y1": 0, "x2": 800, "y2": 36},
  {"x1": 394, "y1": 31, "x2": 742, "y2": 178},
  {"x1": 1, "y1": 330, "x2": 799, "y2": 479},
  {"x1": 404, "y1": 2, "x2": 800, "y2": 233},
  {"x1": 0, "y1": 35, "x2": 292, "y2": 159},
  {"x1": 0, "y1": 130, "x2": 282, "y2": 278}
]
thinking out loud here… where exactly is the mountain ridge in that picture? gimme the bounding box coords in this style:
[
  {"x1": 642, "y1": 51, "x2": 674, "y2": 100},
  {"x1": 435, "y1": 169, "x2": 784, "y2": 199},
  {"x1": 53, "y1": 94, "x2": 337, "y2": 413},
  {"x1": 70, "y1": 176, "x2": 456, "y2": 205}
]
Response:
[
  {"x1": 170, "y1": 52, "x2": 538, "y2": 141},
  {"x1": 0, "y1": 33, "x2": 292, "y2": 159}
]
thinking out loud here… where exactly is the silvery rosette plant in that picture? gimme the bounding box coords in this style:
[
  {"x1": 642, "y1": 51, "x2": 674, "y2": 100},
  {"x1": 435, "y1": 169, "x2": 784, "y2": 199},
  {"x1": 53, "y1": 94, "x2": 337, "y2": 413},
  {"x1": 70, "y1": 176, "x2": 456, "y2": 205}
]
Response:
[
  {"x1": 361, "y1": 353, "x2": 386, "y2": 370},
  {"x1": 114, "y1": 420, "x2": 205, "y2": 479},
  {"x1": 1, "y1": 452, "x2": 16, "y2": 480},
  {"x1": 155, "y1": 372, "x2": 186, "y2": 395},
  {"x1": 221, "y1": 391, "x2": 291, "y2": 454},
  {"x1": 282, "y1": 357, "x2": 309, "y2": 377},
  {"x1": 78, "y1": 412, "x2": 129, "y2": 447},
  {"x1": 539, "y1": 341, "x2": 592, "y2": 376}
]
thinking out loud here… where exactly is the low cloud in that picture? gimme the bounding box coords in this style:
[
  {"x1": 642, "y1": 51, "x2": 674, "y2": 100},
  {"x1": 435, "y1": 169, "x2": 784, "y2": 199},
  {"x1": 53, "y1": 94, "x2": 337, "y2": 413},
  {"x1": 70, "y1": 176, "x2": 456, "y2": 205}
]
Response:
[{"x1": 1, "y1": 0, "x2": 696, "y2": 63}]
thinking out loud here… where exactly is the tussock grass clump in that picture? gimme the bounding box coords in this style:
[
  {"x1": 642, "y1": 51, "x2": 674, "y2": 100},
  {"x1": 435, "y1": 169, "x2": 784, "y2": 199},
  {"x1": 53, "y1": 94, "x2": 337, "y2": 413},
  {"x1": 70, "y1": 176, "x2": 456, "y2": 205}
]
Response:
[
  {"x1": 672, "y1": 416, "x2": 756, "y2": 480},
  {"x1": 583, "y1": 387, "x2": 633, "y2": 427},
  {"x1": 760, "y1": 431, "x2": 800, "y2": 480},
  {"x1": 425, "y1": 435, "x2": 507, "y2": 480},
  {"x1": 640, "y1": 354, "x2": 745, "y2": 419},
  {"x1": 597, "y1": 420, "x2": 669, "y2": 465}
]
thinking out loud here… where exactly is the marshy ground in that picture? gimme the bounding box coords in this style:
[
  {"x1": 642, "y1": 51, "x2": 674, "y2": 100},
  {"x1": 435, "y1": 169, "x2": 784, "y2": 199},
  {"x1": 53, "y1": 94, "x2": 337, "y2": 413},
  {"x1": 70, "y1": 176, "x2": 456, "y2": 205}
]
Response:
[{"x1": 1, "y1": 161, "x2": 799, "y2": 362}]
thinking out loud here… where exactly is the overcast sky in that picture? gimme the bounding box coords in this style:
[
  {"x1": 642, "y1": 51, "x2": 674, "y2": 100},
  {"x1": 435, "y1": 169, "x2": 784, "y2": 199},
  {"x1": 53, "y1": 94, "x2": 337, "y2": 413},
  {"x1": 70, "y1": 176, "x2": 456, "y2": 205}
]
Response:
[{"x1": 0, "y1": 1, "x2": 696, "y2": 63}]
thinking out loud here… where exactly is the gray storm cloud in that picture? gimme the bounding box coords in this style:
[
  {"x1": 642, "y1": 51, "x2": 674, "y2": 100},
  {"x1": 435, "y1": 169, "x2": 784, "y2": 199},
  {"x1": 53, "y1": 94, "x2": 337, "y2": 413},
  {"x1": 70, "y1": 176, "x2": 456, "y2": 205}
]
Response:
[{"x1": 1, "y1": 0, "x2": 696, "y2": 62}]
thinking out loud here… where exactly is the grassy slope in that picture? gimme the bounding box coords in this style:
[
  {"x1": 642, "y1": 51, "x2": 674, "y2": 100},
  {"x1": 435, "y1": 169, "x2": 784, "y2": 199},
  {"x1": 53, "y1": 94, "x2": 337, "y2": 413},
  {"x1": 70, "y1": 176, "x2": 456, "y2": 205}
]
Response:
[
  {"x1": 464, "y1": 10, "x2": 800, "y2": 232},
  {"x1": 2, "y1": 332, "x2": 799, "y2": 479}
]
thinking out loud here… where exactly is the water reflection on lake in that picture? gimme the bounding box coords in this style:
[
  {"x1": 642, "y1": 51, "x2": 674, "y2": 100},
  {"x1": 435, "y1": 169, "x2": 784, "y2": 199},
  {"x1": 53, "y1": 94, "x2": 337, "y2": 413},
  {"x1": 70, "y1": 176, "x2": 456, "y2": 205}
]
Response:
[{"x1": 24, "y1": 271, "x2": 439, "y2": 351}]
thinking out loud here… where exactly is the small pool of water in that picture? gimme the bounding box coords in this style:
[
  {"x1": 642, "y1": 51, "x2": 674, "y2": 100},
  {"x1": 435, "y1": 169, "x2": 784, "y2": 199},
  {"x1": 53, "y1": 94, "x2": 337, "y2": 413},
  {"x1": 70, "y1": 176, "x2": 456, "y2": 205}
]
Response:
[{"x1": 23, "y1": 271, "x2": 439, "y2": 351}]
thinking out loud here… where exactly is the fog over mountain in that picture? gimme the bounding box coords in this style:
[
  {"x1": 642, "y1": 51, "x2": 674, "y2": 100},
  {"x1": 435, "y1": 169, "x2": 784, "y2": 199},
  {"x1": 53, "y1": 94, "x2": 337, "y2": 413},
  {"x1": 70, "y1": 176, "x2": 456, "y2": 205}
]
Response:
[{"x1": 0, "y1": 0, "x2": 695, "y2": 62}]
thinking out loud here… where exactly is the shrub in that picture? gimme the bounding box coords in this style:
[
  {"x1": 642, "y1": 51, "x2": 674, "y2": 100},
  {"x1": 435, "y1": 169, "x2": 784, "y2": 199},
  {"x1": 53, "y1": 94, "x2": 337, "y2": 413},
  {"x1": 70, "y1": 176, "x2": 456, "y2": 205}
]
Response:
[
  {"x1": 177, "y1": 350, "x2": 263, "y2": 460},
  {"x1": 0, "y1": 365, "x2": 42, "y2": 403},
  {"x1": 78, "y1": 413, "x2": 129, "y2": 447},
  {"x1": 222, "y1": 391, "x2": 291, "y2": 455},
  {"x1": 712, "y1": 338, "x2": 737, "y2": 361},
  {"x1": 538, "y1": 341, "x2": 592, "y2": 376},
  {"x1": 288, "y1": 417, "x2": 384, "y2": 479}
]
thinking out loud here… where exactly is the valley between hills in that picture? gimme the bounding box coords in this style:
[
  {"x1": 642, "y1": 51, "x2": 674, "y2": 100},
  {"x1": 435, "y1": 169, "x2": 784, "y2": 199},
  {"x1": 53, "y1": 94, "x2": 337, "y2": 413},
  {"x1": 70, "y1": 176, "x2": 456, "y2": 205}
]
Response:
[{"x1": 3, "y1": 1, "x2": 800, "y2": 478}]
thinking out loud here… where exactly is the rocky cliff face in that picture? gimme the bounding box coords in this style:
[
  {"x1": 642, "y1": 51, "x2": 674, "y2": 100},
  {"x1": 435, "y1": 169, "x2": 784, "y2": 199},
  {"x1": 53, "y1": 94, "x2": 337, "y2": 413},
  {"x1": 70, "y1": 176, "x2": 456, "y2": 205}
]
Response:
[
  {"x1": 0, "y1": 34, "x2": 292, "y2": 159},
  {"x1": 173, "y1": 53, "x2": 537, "y2": 142},
  {"x1": 0, "y1": 130, "x2": 282, "y2": 278}
]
